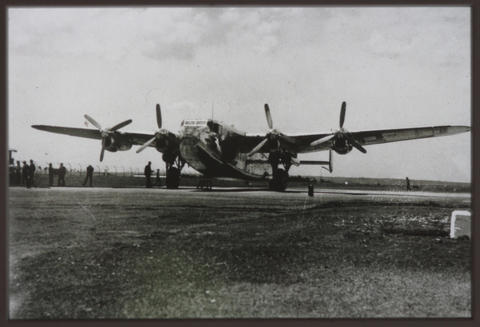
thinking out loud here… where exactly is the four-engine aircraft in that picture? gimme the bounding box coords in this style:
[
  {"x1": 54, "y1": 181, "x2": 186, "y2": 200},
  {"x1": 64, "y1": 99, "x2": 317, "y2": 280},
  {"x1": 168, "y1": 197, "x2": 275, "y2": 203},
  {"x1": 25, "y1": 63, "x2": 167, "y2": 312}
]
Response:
[{"x1": 32, "y1": 102, "x2": 470, "y2": 191}]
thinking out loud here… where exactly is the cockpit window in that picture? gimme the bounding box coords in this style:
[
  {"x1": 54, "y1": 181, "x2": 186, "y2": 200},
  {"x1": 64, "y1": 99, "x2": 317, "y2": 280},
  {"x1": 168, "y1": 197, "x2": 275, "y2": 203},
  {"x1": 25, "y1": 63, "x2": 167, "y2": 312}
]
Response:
[{"x1": 207, "y1": 120, "x2": 220, "y2": 133}]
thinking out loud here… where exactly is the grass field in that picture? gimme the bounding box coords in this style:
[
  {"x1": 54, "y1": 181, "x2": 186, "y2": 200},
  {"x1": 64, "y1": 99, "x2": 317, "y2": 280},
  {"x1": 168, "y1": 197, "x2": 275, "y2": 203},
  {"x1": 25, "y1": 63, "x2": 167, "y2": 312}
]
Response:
[{"x1": 8, "y1": 187, "x2": 471, "y2": 318}]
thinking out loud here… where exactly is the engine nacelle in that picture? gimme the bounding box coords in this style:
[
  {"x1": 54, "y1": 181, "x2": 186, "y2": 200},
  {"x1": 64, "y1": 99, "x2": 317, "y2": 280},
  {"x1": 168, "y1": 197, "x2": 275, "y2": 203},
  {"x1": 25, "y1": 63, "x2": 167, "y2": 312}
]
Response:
[
  {"x1": 154, "y1": 132, "x2": 178, "y2": 153},
  {"x1": 104, "y1": 134, "x2": 132, "y2": 152},
  {"x1": 332, "y1": 136, "x2": 353, "y2": 155}
]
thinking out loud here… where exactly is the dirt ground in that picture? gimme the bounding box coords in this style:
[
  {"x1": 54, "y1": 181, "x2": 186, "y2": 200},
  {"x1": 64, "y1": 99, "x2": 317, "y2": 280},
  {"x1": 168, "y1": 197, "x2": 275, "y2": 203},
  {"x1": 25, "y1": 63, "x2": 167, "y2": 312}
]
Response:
[{"x1": 8, "y1": 187, "x2": 471, "y2": 318}]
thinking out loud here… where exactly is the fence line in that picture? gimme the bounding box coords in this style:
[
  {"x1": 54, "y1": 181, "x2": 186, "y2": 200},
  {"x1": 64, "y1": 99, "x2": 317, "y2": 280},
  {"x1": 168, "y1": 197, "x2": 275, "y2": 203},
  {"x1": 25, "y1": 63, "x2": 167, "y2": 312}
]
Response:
[{"x1": 9, "y1": 160, "x2": 165, "y2": 177}]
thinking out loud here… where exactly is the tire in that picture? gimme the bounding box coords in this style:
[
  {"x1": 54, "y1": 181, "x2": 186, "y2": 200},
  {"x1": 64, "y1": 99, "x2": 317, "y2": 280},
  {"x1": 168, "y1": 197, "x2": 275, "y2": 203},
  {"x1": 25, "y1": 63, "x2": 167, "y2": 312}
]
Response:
[
  {"x1": 166, "y1": 167, "x2": 180, "y2": 189},
  {"x1": 269, "y1": 169, "x2": 288, "y2": 191}
]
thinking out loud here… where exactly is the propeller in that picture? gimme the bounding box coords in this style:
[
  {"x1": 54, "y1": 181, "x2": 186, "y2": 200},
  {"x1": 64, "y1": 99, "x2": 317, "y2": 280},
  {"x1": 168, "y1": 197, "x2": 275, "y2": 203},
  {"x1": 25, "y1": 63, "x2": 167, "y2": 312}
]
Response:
[
  {"x1": 136, "y1": 104, "x2": 169, "y2": 154},
  {"x1": 84, "y1": 114, "x2": 132, "y2": 162},
  {"x1": 247, "y1": 104, "x2": 282, "y2": 157},
  {"x1": 310, "y1": 101, "x2": 367, "y2": 154}
]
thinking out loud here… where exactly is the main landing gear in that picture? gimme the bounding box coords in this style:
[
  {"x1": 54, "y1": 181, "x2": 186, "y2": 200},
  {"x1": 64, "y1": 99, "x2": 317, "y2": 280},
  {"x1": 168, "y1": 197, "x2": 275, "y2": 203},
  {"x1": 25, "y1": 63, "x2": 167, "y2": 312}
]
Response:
[
  {"x1": 163, "y1": 153, "x2": 185, "y2": 189},
  {"x1": 268, "y1": 151, "x2": 292, "y2": 192}
]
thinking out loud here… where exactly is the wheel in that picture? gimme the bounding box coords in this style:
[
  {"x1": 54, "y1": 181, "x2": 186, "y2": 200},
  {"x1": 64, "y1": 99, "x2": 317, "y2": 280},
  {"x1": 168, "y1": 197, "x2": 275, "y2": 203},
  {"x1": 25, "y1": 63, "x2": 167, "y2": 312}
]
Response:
[
  {"x1": 166, "y1": 167, "x2": 180, "y2": 189},
  {"x1": 269, "y1": 169, "x2": 288, "y2": 191}
]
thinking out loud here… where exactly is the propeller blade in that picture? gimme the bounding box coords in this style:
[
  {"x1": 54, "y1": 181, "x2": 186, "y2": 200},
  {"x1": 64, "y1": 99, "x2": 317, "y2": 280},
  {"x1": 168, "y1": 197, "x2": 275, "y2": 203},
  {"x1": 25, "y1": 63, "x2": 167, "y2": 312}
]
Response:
[
  {"x1": 264, "y1": 104, "x2": 273, "y2": 129},
  {"x1": 348, "y1": 136, "x2": 367, "y2": 153},
  {"x1": 247, "y1": 138, "x2": 269, "y2": 157},
  {"x1": 340, "y1": 101, "x2": 346, "y2": 128},
  {"x1": 100, "y1": 138, "x2": 106, "y2": 162},
  {"x1": 328, "y1": 150, "x2": 333, "y2": 172},
  {"x1": 156, "y1": 104, "x2": 162, "y2": 129},
  {"x1": 351, "y1": 142, "x2": 367, "y2": 153},
  {"x1": 84, "y1": 114, "x2": 102, "y2": 130},
  {"x1": 310, "y1": 134, "x2": 335, "y2": 147},
  {"x1": 136, "y1": 136, "x2": 157, "y2": 153},
  {"x1": 110, "y1": 119, "x2": 132, "y2": 131}
]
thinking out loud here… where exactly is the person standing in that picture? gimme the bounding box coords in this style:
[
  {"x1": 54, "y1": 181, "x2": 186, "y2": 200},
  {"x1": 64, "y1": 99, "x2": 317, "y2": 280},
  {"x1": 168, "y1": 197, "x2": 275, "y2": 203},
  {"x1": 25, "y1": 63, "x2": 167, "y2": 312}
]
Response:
[
  {"x1": 58, "y1": 163, "x2": 66, "y2": 186},
  {"x1": 308, "y1": 182, "x2": 314, "y2": 197},
  {"x1": 144, "y1": 161, "x2": 152, "y2": 188},
  {"x1": 48, "y1": 163, "x2": 54, "y2": 187},
  {"x1": 406, "y1": 177, "x2": 411, "y2": 191},
  {"x1": 9, "y1": 165, "x2": 15, "y2": 187},
  {"x1": 155, "y1": 169, "x2": 161, "y2": 187},
  {"x1": 29, "y1": 159, "x2": 36, "y2": 187},
  {"x1": 22, "y1": 161, "x2": 30, "y2": 188},
  {"x1": 83, "y1": 165, "x2": 94, "y2": 187},
  {"x1": 15, "y1": 161, "x2": 22, "y2": 185}
]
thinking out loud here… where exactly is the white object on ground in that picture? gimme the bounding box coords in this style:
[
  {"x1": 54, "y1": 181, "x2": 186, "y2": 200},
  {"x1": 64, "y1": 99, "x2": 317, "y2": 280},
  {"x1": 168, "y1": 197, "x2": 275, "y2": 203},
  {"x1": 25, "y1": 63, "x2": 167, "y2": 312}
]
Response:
[{"x1": 450, "y1": 210, "x2": 471, "y2": 239}]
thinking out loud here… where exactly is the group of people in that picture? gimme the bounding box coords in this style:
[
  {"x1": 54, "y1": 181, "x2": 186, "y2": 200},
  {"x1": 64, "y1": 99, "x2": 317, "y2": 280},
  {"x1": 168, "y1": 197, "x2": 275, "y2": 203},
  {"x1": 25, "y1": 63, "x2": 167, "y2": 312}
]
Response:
[
  {"x1": 11, "y1": 160, "x2": 37, "y2": 188},
  {"x1": 48, "y1": 163, "x2": 67, "y2": 187},
  {"x1": 9, "y1": 160, "x2": 69, "y2": 188},
  {"x1": 11, "y1": 160, "x2": 157, "y2": 188},
  {"x1": 144, "y1": 161, "x2": 161, "y2": 188},
  {"x1": 11, "y1": 162, "x2": 93, "y2": 188}
]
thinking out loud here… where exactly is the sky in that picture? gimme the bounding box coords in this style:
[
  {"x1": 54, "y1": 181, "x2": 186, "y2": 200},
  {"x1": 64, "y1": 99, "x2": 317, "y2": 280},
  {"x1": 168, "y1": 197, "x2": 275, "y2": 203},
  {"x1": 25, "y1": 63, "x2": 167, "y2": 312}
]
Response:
[{"x1": 8, "y1": 6, "x2": 471, "y2": 182}]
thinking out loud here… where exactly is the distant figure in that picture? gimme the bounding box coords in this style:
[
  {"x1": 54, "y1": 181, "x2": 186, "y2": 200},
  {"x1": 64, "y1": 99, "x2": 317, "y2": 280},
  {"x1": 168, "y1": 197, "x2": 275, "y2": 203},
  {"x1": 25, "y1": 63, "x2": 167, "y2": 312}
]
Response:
[
  {"x1": 308, "y1": 182, "x2": 314, "y2": 197},
  {"x1": 29, "y1": 159, "x2": 36, "y2": 187},
  {"x1": 83, "y1": 165, "x2": 94, "y2": 187},
  {"x1": 48, "y1": 163, "x2": 54, "y2": 186},
  {"x1": 155, "y1": 169, "x2": 161, "y2": 187},
  {"x1": 144, "y1": 161, "x2": 152, "y2": 188},
  {"x1": 58, "y1": 163, "x2": 66, "y2": 186},
  {"x1": 15, "y1": 161, "x2": 21, "y2": 185},
  {"x1": 9, "y1": 166, "x2": 15, "y2": 187},
  {"x1": 22, "y1": 161, "x2": 30, "y2": 188},
  {"x1": 406, "y1": 177, "x2": 411, "y2": 191}
]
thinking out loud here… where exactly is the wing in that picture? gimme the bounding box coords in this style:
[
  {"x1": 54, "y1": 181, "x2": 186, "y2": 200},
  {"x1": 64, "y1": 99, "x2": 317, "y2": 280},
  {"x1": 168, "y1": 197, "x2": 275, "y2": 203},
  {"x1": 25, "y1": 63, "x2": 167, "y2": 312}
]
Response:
[
  {"x1": 240, "y1": 125, "x2": 470, "y2": 154},
  {"x1": 32, "y1": 125, "x2": 158, "y2": 147},
  {"x1": 348, "y1": 125, "x2": 470, "y2": 147},
  {"x1": 238, "y1": 132, "x2": 333, "y2": 153},
  {"x1": 32, "y1": 125, "x2": 102, "y2": 140}
]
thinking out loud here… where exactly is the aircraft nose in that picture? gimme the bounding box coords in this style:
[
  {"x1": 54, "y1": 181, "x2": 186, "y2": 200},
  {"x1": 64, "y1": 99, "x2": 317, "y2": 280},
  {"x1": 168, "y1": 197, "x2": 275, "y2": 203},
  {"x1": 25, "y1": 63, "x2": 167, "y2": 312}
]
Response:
[{"x1": 181, "y1": 134, "x2": 200, "y2": 147}]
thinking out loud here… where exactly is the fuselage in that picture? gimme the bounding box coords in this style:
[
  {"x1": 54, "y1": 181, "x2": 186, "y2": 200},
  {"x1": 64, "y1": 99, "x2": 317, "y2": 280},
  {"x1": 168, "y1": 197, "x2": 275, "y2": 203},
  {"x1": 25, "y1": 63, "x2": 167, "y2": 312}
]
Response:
[{"x1": 177, "y1": 119, "x2": 270, "y2": 179}]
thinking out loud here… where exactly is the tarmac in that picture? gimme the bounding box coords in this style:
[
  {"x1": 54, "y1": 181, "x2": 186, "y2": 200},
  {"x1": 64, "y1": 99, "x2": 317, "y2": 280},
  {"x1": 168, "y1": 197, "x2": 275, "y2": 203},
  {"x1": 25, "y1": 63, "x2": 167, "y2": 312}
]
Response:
[
  {"x1": 10, "y1": 185, "x2": 471, "y2": 201},
  {"x1": 8, "y1": 186, "x2": 471, "y2": 318}
]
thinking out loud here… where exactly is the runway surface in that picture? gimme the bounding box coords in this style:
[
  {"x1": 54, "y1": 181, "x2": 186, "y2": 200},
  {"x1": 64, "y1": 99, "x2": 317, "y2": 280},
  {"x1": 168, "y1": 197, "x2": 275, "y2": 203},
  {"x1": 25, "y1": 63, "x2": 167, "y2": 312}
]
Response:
[{"x1": 8, "y1": 186, "x2": 471, "y2": 318}]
